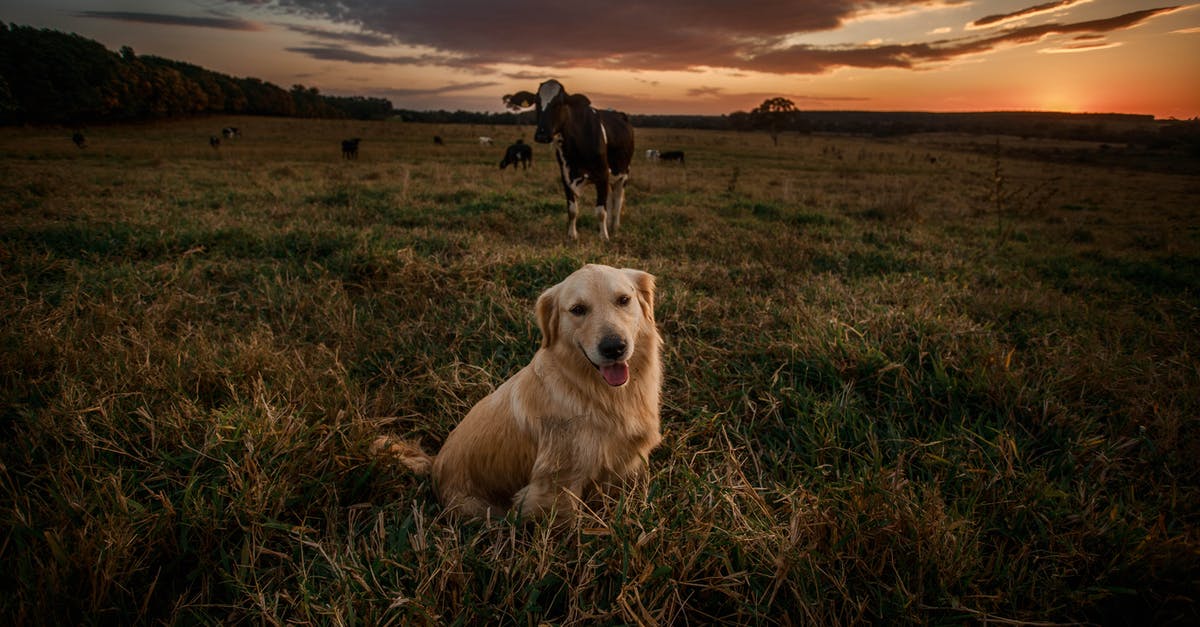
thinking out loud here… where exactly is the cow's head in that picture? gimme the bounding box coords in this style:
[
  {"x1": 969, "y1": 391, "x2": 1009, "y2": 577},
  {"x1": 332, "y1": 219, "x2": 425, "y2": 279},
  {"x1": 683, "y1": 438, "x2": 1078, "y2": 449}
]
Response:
[
  {"x1": 503, "y1": 79, "x2": 590, "y2": 144},
  {"x1": 531, "y1": 79, "x2": 568, "y2": 144}
]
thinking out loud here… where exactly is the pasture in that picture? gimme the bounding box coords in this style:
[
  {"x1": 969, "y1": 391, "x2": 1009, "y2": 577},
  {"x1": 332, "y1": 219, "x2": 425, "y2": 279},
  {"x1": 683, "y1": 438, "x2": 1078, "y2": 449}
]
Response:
[{"x1": 1, "y1": 116, "x2": 1197, "y2": 624}]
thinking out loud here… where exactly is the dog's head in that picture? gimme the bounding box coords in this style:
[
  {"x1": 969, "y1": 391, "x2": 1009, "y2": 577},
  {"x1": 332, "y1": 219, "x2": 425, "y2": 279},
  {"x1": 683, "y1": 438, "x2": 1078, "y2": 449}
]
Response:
[{"x1": 536, "y1": 264, "x2": 656, "y2": 388}]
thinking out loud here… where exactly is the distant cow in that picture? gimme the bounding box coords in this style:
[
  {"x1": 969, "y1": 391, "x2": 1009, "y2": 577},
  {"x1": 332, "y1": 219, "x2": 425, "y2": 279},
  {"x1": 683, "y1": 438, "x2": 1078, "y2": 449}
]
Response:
[
  {"x1": 503, "y1": 79, "x2": 634, "y2": 240},
  {"x1": 479, "y1": 136, "x2": 494, "y2": 146},
  {"x1": 658, "y1": 150, "x2": 685, "y2": 165},
  {"x1": 644, "y1": 149, "x2": 659, "y2": 161},
  {"x1": 433, "y1": 135, "x2": 444, "y2": 145},
  {"x1": 209, "y1": 136, "x2": 221, "y2": 149},
  {"x1": 342, "y1": 138, "x2": 360, "y2": 159},
  {"x1": 222, "y1": 127, "x2": 241, "y2": 139},
  {"x1": 71, "y1": 131, "x2": 86, "y2": 149},
  {"x1": 499, "y1": 139, "x2": 533, "y2": 170}
]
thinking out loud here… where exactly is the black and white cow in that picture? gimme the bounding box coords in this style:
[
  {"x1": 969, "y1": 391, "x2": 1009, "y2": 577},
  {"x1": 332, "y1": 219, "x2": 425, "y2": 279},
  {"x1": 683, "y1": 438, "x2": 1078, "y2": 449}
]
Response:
[
  {"x1": 499, "y1": 139, "x2": 533, "y2": 170},
  {"x1": 222, "y1": 126, "x2": 241, "y2": 139},
  {"x1": 504, "y1": 79, "x2": 634, "y2": 240}
]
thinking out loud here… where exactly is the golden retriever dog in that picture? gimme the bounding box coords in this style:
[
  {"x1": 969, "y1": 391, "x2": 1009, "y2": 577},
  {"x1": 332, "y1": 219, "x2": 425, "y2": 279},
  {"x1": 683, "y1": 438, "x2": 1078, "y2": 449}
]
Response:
[{"x1": 373, "y1": 263, "x2": 663, "y2": 519}]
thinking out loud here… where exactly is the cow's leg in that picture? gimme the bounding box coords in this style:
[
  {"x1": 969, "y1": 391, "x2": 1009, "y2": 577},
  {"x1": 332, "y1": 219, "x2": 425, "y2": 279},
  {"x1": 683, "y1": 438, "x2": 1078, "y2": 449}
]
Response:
[
  {"x1": 561, "y1": 178, "x2": 579, "y2": 240},
  {"x1": 608, "y1": 173, "x2": 628, "y2": 235},
  {"x1": 564, "y1": 176, "x2": 588, "y2": 240},
  {"x1": 567, "y1": 197, "x2": 579, "y2": 240},
  {"x1": 595, "y1": 177, "x2": 610, "y2": 240},
  {"x1": 556, "y1": 144, "x2": 582, "y2": 241}
]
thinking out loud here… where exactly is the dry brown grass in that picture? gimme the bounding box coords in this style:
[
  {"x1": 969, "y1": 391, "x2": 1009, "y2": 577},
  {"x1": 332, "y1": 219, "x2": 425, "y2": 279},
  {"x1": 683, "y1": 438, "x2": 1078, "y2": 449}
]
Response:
[{"x1": 1, "y1": 116, "x2": 1198, "y2": 624}]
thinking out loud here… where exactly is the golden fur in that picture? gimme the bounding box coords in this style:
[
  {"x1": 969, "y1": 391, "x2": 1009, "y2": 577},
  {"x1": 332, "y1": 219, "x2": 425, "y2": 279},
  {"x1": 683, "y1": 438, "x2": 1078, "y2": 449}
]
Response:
[{"x1": 373, "y1": 264, "x2": 663, "y2": 519}]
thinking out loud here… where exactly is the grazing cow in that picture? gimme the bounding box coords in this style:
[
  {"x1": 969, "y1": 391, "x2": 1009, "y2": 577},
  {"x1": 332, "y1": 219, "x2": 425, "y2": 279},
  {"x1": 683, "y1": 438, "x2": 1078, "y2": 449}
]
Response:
[
  {"x1": 479, "y1": 136, "x2": 494, "y2": 146},
  {"x1": 342, "y1": 138, "x2": 360, "y2": 159},
  {"x1": 222, "y1": 126, "x2": 241, "y2": 139},
  {"x1": 658, "y1": 150, "x2": 685, "y2": 165},
  {"x1": 209, "y1": 136, "x2": 221, "y2": 149},
  {"x1": 499, "y1": 139, "x2": 533, "y2": 170},
  {"x1": 503, "y1": 79, "x2": 634, "y2": 240},
  {"x1": 645, "y1": 149, "x2": 659, "y2": 161},
  {"x1": 71, "y1": 131, "x2": 86, "y2": 149},
  {"x1": 434, "y1": 135, "x2": 445, "y2": 145}
]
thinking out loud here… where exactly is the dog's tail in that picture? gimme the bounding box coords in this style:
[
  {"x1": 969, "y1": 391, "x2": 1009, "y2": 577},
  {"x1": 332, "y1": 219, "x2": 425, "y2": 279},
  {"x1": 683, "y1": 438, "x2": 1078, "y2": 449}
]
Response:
[{"x1": 370, "y1": 436, "x2": 434, "y2": 474}]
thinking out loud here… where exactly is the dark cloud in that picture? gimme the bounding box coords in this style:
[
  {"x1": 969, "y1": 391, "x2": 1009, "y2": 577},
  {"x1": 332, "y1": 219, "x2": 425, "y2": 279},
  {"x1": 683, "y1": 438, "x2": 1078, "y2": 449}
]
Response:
[
  {"x1": 284, "y1": 24, "x2": 394, "y2": 47},
  {"x1": 286, "y1": 46, "x2": 425, "y2": 64},
  {"x1": 374, "y1": 81, "x2": 502, "y2": 97},
  {"x1": 77, "y1": 10, "x2": 263, "y2": 31},
  {"x1": 285, "y1": 45, "x2": 489, "y2": 71},
  {"x1": 237, "y1": 1, "x2": 1177, "y2": 75},
  {"x1": 970, "y1": 0, "x2": 1083, "y2": 29},
  {"x1": 234, "y1": 0, "x2": 914, "y2": 70},
  {"x1": 687, "y1": 86, "x2": 724, "y2": 98}
]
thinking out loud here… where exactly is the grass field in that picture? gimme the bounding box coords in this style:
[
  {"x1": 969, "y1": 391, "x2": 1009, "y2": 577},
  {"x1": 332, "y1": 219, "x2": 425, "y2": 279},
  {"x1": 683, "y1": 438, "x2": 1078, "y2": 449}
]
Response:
[{"x1": 2, "y1": 116, "x2": 1198, "y2": 624}]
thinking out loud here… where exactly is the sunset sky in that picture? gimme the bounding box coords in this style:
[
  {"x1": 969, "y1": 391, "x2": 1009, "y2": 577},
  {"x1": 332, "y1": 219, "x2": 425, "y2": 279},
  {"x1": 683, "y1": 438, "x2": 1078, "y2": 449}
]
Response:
[{"x1": 2, "y1": 1, "x2": 1198, "y2": 118}]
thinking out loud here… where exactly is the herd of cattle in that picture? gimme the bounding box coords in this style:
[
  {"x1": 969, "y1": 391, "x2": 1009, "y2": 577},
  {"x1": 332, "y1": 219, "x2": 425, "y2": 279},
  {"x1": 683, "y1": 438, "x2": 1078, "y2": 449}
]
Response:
[{"x1": 67, "y1": 81, "x2": 688, "y2": 240}]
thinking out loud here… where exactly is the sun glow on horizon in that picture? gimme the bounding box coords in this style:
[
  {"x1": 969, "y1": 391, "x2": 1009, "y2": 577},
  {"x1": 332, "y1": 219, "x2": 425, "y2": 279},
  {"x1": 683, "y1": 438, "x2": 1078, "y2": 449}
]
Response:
[{"x1": 1032, "y1": 89, "x2": 1089, "y2": 114}]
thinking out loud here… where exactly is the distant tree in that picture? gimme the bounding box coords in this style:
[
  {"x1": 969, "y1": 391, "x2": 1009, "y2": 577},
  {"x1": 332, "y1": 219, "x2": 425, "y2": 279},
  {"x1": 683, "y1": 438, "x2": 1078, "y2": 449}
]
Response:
[
  {"x1": 751, "y1": 97, "x2": 796, "y2": 146},
  {"x1": 0, "y1": 73, "x2": 16, "y2": 122},
  {"x1": 0, "y1": 24, "x2": 134, "y2": 122},
  {"x1": 323, "y1": 94, "x2": 393, "y2": 120},
  {"x1": 726, "y1": 110, "x2": 752, "y2": 132}
]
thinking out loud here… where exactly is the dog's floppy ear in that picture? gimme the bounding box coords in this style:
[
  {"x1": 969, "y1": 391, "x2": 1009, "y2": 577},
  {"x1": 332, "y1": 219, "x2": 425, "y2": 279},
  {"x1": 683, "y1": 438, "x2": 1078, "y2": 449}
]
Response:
[
  {"x1": 623, "y1": 269, "x2": 656, "y2": 324},
  {"x1": 535, "y1": 284, "x2": 560, "y2": 349}
]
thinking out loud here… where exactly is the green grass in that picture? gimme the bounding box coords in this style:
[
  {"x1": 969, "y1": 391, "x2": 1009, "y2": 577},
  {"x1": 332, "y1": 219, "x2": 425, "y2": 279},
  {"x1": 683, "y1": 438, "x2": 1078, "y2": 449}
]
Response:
[{"x1": 1, "y1": 117, "x2": 1198, "y2": 624}]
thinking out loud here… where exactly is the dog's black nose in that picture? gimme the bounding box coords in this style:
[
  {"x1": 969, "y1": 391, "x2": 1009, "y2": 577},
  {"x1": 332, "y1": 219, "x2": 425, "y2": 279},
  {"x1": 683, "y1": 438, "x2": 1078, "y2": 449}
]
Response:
[{"x1": 598, "y1": 335, "x2": 627, "y2": 360}]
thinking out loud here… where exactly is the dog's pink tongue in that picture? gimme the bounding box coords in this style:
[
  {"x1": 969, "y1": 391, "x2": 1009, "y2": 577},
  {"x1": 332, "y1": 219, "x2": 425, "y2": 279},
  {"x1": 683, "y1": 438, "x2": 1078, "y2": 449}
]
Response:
[{"x1": 600, "y1": 362, "x2": 629, "y2": 387}]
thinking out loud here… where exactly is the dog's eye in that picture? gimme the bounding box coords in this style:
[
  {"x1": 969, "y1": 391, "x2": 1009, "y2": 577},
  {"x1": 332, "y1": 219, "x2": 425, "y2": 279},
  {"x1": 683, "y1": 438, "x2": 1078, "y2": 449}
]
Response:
[
  {"x1": 616, "y1": 295, "x2": 631, "y2": 306},
  {"x1": 569, "y1": 303, "x2": 588, "y2": 316}
]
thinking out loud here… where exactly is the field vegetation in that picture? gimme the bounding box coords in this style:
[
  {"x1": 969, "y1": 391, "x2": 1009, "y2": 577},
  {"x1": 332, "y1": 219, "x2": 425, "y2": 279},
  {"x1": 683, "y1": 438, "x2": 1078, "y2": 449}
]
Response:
[{"x1": 2, "y1": 116, "x2": 1197, "y2": 624}]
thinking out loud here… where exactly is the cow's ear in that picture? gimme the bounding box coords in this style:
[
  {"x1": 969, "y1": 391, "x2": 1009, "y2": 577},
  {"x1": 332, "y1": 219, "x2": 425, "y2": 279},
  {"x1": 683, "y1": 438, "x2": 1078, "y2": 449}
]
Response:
[
  {"x1": 503, "y1": 91, "x2": 537, "y2": 110},
  {"x1": 566, "y1": 94, "x2": 591, "y2": 107}
]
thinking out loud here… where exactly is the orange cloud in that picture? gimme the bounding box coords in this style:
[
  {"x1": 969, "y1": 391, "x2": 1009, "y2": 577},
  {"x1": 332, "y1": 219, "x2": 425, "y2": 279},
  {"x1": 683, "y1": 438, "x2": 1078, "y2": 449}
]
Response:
[{"x1": 967, "y1": 0, "x2": 1094, "y2": 30}]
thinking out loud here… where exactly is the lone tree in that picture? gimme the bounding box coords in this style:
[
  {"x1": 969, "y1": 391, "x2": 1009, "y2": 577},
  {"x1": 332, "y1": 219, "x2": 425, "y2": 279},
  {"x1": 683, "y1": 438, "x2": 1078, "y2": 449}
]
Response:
[{"x1": 752, "y1": 97, "x2": 796, "y2": 146}]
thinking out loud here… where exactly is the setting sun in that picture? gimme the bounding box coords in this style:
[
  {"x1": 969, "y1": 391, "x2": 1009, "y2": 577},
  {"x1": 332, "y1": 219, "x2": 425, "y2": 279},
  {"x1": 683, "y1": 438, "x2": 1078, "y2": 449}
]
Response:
[{"x1": 1035, "y1": 90, "x2": 1085, "y2": 113}]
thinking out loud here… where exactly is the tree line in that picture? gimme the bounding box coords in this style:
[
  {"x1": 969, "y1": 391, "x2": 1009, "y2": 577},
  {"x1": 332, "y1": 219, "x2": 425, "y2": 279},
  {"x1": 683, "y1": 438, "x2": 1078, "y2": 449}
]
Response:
[
  {"x1": 396, "y1": 103, "x2": 1196, "y2": 151},
  {"x1": 0, "y1": 23, "x2": 394, "y2": 124}
]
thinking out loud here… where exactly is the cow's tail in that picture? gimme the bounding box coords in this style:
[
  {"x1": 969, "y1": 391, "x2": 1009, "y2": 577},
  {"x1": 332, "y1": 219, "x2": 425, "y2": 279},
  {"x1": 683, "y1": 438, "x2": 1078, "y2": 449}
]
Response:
[{"x1": 371, "y1": 435, "x2": 434, "y2": 474}]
